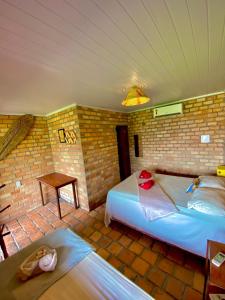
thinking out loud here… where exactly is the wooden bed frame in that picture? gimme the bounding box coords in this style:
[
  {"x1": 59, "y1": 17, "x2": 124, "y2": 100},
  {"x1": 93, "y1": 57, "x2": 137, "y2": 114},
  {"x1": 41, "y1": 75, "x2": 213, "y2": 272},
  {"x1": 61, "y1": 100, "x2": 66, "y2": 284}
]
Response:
[{"x1": 155, "y1": 168, "x2": 199, "y2": 178}]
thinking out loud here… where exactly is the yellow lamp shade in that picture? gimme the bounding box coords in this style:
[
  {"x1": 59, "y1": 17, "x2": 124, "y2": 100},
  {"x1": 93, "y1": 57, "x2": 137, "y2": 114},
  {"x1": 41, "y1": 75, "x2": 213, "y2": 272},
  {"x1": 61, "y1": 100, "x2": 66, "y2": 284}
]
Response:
[{"x1": 122, "y1": 85, "x2": 150, "y2": 106}]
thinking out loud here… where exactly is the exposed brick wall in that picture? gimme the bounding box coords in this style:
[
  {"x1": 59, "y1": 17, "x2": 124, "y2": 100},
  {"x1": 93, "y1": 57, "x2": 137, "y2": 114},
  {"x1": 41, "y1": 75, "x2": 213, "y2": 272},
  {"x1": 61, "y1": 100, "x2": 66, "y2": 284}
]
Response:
[
  {"x1": 0, "y1": 116, "x2": 54, "y2": 221},
  {"x1": 128, "y1": 93, "x2": 225, "y2": 175},
  {"x1": 77, "y1": 106, "x2": 128, "y2": 209},
  {"x1": 0, "y1": 106, "x2": 127, "y2": 220},
  {"x1": 47, "y1": 107, "x2": 89, "y2": 210}
]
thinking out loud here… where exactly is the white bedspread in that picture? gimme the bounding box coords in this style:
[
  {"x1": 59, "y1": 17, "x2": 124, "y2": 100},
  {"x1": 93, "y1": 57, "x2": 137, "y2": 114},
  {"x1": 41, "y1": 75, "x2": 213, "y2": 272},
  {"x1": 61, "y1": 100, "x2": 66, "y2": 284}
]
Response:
[
  {"x1": 136, "y1": 173, "x2": 178, "y2": 221},
  {"x1": 40, "y1": 252, "x2": 153, "y2": 300},
  {"x1": 105, "y1": 173, "x2": 225, "y2": 257}
]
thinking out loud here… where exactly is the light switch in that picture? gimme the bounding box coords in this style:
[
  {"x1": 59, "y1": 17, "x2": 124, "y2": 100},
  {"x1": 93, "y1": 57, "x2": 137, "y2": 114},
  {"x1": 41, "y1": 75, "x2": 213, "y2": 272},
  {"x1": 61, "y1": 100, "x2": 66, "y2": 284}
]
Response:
[
  {"x1": 201, "y1": 135, "x2": 210, "y2": 143},
  {"x1": 16, "y1": 180, "x2": 22, "y2": 188}
]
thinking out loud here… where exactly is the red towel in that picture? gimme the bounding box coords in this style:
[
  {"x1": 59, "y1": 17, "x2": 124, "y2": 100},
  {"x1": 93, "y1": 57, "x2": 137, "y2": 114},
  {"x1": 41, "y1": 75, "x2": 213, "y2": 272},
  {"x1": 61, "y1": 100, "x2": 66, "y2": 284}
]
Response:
[
  {"x1": 139, "y1": 170, "x2": 152, "y2": 179},
  {"x1": 139, "y1": 180, "x2": 155, "y2": 190}
]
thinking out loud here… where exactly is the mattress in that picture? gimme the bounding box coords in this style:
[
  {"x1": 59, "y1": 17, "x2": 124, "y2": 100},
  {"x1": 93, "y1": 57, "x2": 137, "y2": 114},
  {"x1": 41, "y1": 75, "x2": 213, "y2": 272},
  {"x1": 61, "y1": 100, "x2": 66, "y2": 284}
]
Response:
[
  {"x1": 105, "y1": 173, "x2": 225, "y2": 257},
  {"x1": 39, "y1": 252, "x2": 153, "y2": 300}
]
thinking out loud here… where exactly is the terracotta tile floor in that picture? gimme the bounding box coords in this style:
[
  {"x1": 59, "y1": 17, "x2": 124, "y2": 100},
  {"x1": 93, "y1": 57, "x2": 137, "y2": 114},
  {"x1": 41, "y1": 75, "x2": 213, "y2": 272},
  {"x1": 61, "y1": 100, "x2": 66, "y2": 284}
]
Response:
[{"x1": 3, "y1": 201, "x2": 205, "y2": 300}]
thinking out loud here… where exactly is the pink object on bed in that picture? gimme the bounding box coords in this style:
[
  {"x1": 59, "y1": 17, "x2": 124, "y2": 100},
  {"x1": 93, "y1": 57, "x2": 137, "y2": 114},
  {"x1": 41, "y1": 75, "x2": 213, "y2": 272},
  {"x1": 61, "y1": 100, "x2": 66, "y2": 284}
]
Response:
[
  {"x1": 137, "y1": 173, "x2": 178, "y2": 221},
  {"x1": 139, "y1": 180, "x2": 155, "y2": 190},
  {"x1": 139, "y1": 170, "x2": 152, "y2": 179}
]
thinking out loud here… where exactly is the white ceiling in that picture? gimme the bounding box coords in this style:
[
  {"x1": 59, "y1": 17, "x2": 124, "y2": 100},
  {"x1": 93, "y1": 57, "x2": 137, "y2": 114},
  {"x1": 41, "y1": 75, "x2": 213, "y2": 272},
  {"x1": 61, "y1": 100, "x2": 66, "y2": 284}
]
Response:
[{"x1": 0, "y1": 0, "x2": 225, "y2": 115}]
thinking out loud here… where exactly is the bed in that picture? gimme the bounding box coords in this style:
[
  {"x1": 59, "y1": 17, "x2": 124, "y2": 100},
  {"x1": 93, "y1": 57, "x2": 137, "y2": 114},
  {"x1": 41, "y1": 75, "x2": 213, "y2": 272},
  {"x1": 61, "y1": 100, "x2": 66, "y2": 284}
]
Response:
[
  {"x1": 105, "y1": 173, "x2": 225, "y2": 257},
  {"x1": 0, "y1": 228, "x2": 153, "y2": 300}
]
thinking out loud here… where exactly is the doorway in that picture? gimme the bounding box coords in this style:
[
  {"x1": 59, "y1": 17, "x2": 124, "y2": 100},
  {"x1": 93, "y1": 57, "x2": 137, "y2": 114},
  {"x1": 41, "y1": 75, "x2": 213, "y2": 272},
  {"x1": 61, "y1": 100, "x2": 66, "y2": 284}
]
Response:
[{"x1": 116, "y1": 125, "x2": 131, "y2": 181}]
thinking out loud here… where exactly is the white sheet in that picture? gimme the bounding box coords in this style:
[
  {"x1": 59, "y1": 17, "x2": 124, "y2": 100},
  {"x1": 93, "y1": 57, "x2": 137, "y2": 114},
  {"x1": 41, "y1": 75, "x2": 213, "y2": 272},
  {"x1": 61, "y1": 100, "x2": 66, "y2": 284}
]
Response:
[
  {"x1": 40, "y1": 252, "x2": 153, "y2": 300},
  {"x1": 105, "y1": 174, "x2": 225, "y2": 257},
  {"x1": 135, "y1": 173, "x2": 178, "y2": 221}
]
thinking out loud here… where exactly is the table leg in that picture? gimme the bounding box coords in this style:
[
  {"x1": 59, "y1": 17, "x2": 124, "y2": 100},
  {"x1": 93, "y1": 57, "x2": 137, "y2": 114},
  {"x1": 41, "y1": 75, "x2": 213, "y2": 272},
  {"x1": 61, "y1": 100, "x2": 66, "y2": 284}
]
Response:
[
  {"x1": 0, "y1": 229, "x2": 8, "y2": 259},
  {"x1": 72, "y1": 181, "x2": 79, "y2": 209},
  {"x1": 0, "y1": 237, "x2": 8, "y2": 259},
  {"x1": 204, "y1": 242, "x2": 209, "y2": 300},
  {"x1": 39, "y1": 182, "x2": 45, "y2": 206},
  {"x1": 56, "y1": 188, "x2": 62, "y2": 219}
]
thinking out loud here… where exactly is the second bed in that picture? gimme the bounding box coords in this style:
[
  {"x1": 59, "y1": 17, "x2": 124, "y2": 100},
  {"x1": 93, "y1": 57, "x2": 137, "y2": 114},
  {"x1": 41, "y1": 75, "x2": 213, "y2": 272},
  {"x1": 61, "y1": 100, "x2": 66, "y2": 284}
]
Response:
[{"x1": 105, "y1": 173, "x2": 225, "y2": 257}]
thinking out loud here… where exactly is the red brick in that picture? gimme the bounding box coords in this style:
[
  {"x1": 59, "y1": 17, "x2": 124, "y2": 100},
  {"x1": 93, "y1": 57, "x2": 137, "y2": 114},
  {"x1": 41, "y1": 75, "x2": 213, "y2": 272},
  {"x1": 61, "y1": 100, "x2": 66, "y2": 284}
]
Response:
[
  {"x1": 165, "y1": 277, "x2": 184, "y2": 299},
  {"x1": 129, "y1": 241, "x2": 144, "y2": 255},
  {"x1": 158, "y1": 258, "x2": 175, "y2": 274},
  {"x1": 183, "y1": 287, "x2": 202, "y2": 300},
  {"x1": 90, "y1": 231, "x2": 102, "y2": 242},
  {"x1": 108, "y1": 257, "x2": 122, "y2": 269},
  {"x1": 147, "y1": 268, "x2": 166, "y2": 287},
  {"x1": 128, "y1": 94, "x2": 224, "y2": 178},
  {"x1": 100, "y1": 226, "x2": 111, "y2": 235},
  {"x1": 107, "y1": 242, "x2": 122, "y2": 255},
  {"x1": 97, "y1": 236, "x2": 111, "y2": 248},
  {"x1": 97, "y1": 248, "x2": 110, "y2": 260},
  {"x1": 132, "y1": 257, "x2": 150, "y2": 276},
  {"x1": 119, "y1": 235, "x2": 132, "y2": 247},
  {"x1": 0, "y1": 115, "x2": 55, "y2": 222},
  {"x1": 93, "y1": 221, "x2": 104, "y2": 230},
  {"x1": 118, "y1": 248, "x2": 135, "y2": 265},
  {"x1": 107, "y1": 230, "x2": 122, "y2": 241},
  {"x1": 174, "y1": 265, "x2": 194, "y2": 285},
  {"x1": 153, "y1": 288, "x2": 174, "y2": 300},
  {"x1": 7, "y1": 243, "x2": 19, "y2": 256},
  {"x1": 138, "y1": 235, "x2": 153, "y2": 247},
  {"x1": 141, "y1": 249, "x2": 158, "y2": 265},
  {"x1": 30, "y1": 232, "x2": 44, "y2": 242},
  {"x1": 52, "y1": 219, "x2": 67, "y2": 229},
  {"x1": 81, "y1": 226, "x2": 94, "y2": 237},
  {"x1": 152, "y1": 241, "x2": 168, "y2": 255},
  {"x1": 193, "y1": 272, "x2": 205, "y2": 293},
  {"x1": 135, "y1": 277, "x2": 154, "y2": 294},
  {"x1": 17, "y1": 238, "x2": 31, "y2": 249},
  {"x1": 123, "y1": 267, "x2": 137, "y2": 281}
]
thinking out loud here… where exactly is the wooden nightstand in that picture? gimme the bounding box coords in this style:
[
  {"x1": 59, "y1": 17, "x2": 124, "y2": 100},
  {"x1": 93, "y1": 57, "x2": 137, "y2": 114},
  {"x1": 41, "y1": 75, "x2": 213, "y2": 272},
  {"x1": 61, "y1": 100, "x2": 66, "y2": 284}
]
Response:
[{"x1": 204, "y1": 240, "x2": 225, "y2": 299}]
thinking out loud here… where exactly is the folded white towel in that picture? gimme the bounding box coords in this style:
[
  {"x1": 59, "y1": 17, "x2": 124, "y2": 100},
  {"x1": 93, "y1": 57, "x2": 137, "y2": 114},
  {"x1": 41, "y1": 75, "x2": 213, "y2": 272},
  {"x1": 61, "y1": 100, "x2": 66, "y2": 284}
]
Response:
[
  {"x1": 39, "y1": 250, "x2": 57, "y2": 272},
  {"x1": 17, "y1": 246, "x2": 57, "y2": 281}
]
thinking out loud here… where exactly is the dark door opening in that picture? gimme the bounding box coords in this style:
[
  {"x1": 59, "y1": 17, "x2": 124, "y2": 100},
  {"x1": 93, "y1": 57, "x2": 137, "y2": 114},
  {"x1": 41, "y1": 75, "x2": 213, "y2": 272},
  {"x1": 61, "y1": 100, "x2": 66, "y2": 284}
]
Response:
[{"x1": 116, "y1": 125, "x2": 131, "y2": 181}]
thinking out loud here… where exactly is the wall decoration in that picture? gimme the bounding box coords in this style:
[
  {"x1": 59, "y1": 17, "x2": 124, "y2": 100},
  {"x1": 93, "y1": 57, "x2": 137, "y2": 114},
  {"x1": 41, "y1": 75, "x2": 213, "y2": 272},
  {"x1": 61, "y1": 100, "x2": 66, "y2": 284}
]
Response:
[
  {"x1": 134, "y1": 134, "x2": 139, "y2": 157},
  {"x1": 58, "y1": 129, "x2": 77, "y2": 144},
  {"x1": 58, "y1": 129, "x2": 66, "y2": 143},
  {"x1": 0, "y1": 114, "x2": 34, "y2": 160},
  {"x1": 65, "y1": 130, "x2": 77, "y2": 144},
  {"x1": 134, "y1": 134, "x2": 143, "y2": 157}
]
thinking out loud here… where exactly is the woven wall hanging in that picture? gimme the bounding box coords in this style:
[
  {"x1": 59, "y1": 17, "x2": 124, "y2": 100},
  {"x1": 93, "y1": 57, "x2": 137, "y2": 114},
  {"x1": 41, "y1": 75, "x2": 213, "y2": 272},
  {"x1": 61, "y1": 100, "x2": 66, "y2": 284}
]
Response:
[{"x1": 0, "y1": 114, "x2": 34, "y2": 160}]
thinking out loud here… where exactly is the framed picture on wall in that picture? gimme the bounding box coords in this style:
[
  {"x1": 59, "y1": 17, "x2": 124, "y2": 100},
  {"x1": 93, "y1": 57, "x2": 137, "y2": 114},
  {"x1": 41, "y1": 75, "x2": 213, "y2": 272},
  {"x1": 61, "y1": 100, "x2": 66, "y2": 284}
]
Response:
[{"x1": 58, "y1": 128, "x2": 66, "y2": 143}]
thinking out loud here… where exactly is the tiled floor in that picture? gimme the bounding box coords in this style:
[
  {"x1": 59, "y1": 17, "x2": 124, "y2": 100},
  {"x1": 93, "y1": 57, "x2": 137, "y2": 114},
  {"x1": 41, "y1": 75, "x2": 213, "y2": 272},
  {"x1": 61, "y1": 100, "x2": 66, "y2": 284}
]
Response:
[{"x1": 3, "y1": 201, "x2": 205, "y2": 300}]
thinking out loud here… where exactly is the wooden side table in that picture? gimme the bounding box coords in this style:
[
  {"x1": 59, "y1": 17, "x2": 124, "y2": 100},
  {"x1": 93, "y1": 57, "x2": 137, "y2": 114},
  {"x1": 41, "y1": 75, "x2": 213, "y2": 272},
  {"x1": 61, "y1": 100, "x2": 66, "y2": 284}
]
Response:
[
  {"x1": 204, "y1": 240, "x2": 225, "y2": 299},
  {"x1": 37, "y1": 172, "x2": 79, "y2": 219}
]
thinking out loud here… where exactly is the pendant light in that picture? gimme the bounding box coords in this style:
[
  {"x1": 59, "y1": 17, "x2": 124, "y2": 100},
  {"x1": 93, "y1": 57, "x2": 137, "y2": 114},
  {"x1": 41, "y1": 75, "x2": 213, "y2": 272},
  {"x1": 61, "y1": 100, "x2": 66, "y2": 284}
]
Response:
[{"x1": 122, "y1": 85, "x2": 150, "y2": 106}]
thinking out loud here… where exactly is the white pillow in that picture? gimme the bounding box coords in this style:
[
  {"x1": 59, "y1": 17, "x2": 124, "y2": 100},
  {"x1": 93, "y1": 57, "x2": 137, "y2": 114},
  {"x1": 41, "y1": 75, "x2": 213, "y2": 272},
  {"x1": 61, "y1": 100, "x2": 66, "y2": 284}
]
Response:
[
  {"x1": 188, "y1": 188, "x2": 225, "y2": 216},
  {"x1": 198, "y1": 176, "x2": 225, "y2": 191}
]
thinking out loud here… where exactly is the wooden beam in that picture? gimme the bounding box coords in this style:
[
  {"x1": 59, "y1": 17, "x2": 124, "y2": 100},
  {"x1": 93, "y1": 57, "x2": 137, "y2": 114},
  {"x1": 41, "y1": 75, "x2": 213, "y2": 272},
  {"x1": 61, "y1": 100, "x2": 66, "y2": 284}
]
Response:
[{"x1": 0, "y1": 114, "x2": 34, "y2": 160}]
